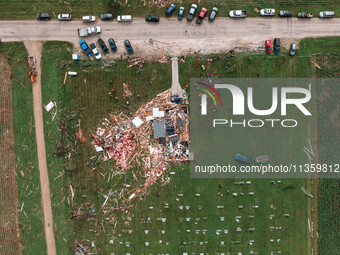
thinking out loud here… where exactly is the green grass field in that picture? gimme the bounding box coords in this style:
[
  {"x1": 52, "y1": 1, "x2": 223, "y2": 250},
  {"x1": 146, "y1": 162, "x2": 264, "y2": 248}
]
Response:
[
  {"x1": 0, "y1": 43, "x2": 46, "y2": 254},
  {"x1": 40, "y1": 41, "x2": 172, "y2": 254},
  {"x1": 0, "y1": 0, "x2": 339, "y2": 19},
  {"x1": 36, "y1": 38, "x2": 340, "y2": 254}
]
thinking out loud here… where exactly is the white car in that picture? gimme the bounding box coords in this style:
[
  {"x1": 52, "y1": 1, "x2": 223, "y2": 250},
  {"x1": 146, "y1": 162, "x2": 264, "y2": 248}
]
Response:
[
  {"x1": 58, "y1": 14, "x2": 71, "y2": 21},
  {"x1": 319, "y1": 11, "x2": 334, "y2": 18},
  {"x1": 92, "y1": 47, "x2": 102, "y2": 60},
  {"x1": 229, "y1": 10, "x2": 247, "y2": 18},
  {"x1": 88, "y1": 26, "x2": 101, "y2": 34},
  {"x1": 260, "y1": 9, "x2": 275, "y2": 16},
  {"x1": 117, "y1": 15, "x2": 132, "y2": 22},
  {"x1": 82, "y1": 16, "x2": 96, "y2": 22}
]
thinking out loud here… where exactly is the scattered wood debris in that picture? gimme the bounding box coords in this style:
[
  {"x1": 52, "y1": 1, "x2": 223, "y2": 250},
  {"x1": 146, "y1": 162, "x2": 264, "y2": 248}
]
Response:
[
  {"x1": 128, "y1": 55, "x2": 171, "y2": 68},
  {"x1": 92, "y1": 90, "x2": 189, "y2": 198},
  {"x1": 76, "y1": 129, "x2": 87, "y2": 143},
  {"x1": 123, "y1": 83, "x2": 133, "y2": 98}
]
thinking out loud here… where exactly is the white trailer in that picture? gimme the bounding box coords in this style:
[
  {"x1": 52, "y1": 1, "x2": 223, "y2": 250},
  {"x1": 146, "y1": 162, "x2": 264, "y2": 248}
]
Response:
[{"x1": 78, "y1": 28, "x2": 89, "y2": 37}]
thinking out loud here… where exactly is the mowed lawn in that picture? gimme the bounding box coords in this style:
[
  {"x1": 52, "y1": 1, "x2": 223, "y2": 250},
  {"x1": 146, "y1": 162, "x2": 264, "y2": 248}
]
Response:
[
  {"x1": 0, "y1": 0, "x2": 339, "y2": 19},
  {"x1": 38, "y1": 38, "x2": 340, "y2": 254}
]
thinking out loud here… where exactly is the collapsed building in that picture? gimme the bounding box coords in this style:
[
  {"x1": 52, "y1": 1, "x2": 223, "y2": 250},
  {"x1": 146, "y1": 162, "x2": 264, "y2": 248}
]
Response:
[{"x1": 92, "y1": 89, "x2": 189, "y2": 198}]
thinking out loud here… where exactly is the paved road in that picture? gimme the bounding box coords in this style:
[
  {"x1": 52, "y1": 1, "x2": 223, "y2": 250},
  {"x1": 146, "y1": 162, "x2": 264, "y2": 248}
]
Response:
[
  {"x1": 24, "y1": 42, "x2": 57, "y2": 255},
  {"x1": 1, "y1": 18, "x2": 340, "y2": 57}
]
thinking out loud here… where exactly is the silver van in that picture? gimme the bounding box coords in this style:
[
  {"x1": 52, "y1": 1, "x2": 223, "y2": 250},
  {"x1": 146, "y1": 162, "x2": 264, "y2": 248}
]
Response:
[{"x1": 319, "y1": 11, "x2": 334, "y2": 18}]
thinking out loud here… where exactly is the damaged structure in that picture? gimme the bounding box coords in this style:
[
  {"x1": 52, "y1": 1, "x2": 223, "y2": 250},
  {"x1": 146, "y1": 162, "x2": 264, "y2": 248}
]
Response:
[{"x1": 92, "y1": 90, "x2": 189, "y2": 199}]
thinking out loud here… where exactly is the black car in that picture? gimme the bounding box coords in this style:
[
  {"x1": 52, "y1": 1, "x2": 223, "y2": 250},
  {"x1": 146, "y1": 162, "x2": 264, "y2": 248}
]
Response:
[
  {"x1": 279, "y1": 10, "x2": 293, "y2": 17},
  {"x1": 108, "y1": 38, "x2": 117, "y2": 52},
  {"x1": 36, "y1": 13, "x2": 51, "y2": 20},
  {"x1": 101, "y1": 13, "x2": 113, "y2": 20},
  {"x1": 274, "y1": 38, "x2": 280, "y2": 54},
  {"x1": 145, "y1": 15, "x2": 160, "y2": 22},
  {"x1": 97, "y1": 37, "x2": 109, "y2": 54},
  {"x1": 124, "y1": 40, "x2": 134, "y2": 54}
]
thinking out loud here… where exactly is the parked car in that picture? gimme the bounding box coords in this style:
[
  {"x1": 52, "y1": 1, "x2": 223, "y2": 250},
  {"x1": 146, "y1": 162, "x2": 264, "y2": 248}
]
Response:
[
  {"x1": 187, "y1": 4, "x2": 198, "y2": 21},
  {"x1": 297, "y1": 12, "x2": 313, "y2": 18},
  {"x1": 279, "y1": 10, "x2": 292, "y2": 17},
  {"x1": 260, "y1": 9, "x2": 275, "y2": 16},
  {"x1": 274, "y1": 38, "x2": 280, "y2": 54},
  {"x1": 82, "y1": 16, "x2": 96, "y2": 22},
  {"x1": 101, "y1": 13, "x2": 113, "y2": 20},
  {"x1": 79, "y1": 40, "x2": 92, "y2": 57},
  {"x1": 124, "y1": 40, "x2": 134, "y2": 54},
  {"x1": 58, "y1": 14, "x2": 71, "y2": 21},
  {"x1": 88, "y1": 26, "x2": 101, "y2": 34},
  {"x1": 289, "y1": 43, "x2": 297, "y2": 56},
  {"x1": 36, "y1": 13, "x2": 51, "y2": 20},
  {"x1": 196, "y1": 8, "x2": 207, "y2": 24},
  {"x1": 90, "y1": 43, "x2": 102, "y2": 60},
  {"x1": 209, "y1": 7, "x2": 218, "y2": 22},
  {"x1": 97, "y1": 37, "x2": 109, "y2": 54},
  {"x1": 319, "y1": 11, "x2": 334, "y2": 18},
  {"x1": 265, "y1": 40, "x2": 272, "y2": 54},
  {"x1": 145, "y1": 15, "x2": 159, "y2": 22},
  {"x1": 166, "y1": 4, "x2": 176, "y2": 16},
  {"x1": 108, "y1": 38, "x2": 117, "y2": 52},
  {"x1": 117, "y1": 15, "x2": 132, "y2": 22},
  {"x1": 229, "y1": 10, "x2": 247, "y2": 18},
  {"x1": 178, "y1": 7, "x2": 185, "y2": 20}
]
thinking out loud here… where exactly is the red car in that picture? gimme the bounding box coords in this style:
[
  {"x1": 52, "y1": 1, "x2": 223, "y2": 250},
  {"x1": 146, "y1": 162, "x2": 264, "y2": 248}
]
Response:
[
  {"x1": 265, "y1": 40, "x2": 272, "y2": 54},
  {"x1": 196, "y1": 8, "x2": 207, "y2": 24}
]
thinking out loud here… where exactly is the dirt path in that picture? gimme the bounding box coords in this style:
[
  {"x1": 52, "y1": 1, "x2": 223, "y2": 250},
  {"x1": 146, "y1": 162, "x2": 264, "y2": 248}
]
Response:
[
  {"x1": 24, "y1": 41, "x2": 56, "y2": 255},
  {"x1": 170, "y1": 57, "x2": 183, "y2": 98},
  {"x1": 0, "y1": 55, "x2": 21, "y2": 255}
]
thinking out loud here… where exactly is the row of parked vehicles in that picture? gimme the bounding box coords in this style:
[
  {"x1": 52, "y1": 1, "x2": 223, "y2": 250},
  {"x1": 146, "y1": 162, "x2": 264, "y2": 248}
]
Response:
[
  {"x1": 260, "y1": 9, "x2": 334, "y2": 18},
  {"x1": 37, "y1": 9, "x2": 334, "y2": 22},
  {"x1": 79, "y1": 38, "x2": 133, "y2": 60},
  {"x1": 166, "y1": 4, "x2": 217, "y2": 23},
  {"x1": 265, "y1": 38, "x2": 297, "y2": 56},
  {"x1": 36, "y1": 13, "x2": 132, "y2": 22}
]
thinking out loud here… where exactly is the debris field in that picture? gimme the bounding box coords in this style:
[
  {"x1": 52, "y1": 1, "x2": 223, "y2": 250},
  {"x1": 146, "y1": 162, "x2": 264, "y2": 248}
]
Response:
[{"x1": 92, "y1": 89, "x2": 189, "y2": 201}]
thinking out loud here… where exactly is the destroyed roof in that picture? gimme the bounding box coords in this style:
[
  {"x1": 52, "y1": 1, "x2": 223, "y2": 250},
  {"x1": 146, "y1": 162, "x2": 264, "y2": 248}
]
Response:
[{"x1": 153, "y1": 120, "x2": 165, "y2": 139}]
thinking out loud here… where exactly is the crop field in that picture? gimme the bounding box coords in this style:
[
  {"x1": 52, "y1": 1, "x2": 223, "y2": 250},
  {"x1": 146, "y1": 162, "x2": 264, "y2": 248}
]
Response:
[
  {"x1": 0, "y1": 45, "x2": 20, "y2": 255},
  {"x1": 0, "y1": 42, "x2": 46, "y2": 254},
  {"x1": 314, "y1": 52, "x2": 340, "y2": 254},
  {"x1": 0, "y1": 0, "x2": 339, "y2": 19},
  {"x1": 35, "y1": 38, "x2": 340, "y2": 254}
]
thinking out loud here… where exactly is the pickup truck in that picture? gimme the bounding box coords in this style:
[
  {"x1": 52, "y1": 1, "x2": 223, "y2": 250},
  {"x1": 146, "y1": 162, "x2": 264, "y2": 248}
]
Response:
[
  {"x1": 297, "y1": 12, "x2": 313, "y2": 18},
  {"x1": 229, "y1": 10, "x2": 247, "y2": 18},
  {"x1": 260, "y1": 9, "x2": 275, "y2": 16},
  {"x1": 90, "y1": 43, "x2": 102, "y2": 60},
  {"x1": 88, "y1": 26, "x2": 101, "y2": 35},
  {"x1": 187, "y1": 4, "x2": 198, "y2": 21},
  {"x1": 78, "y1": 26, "x2": 101, "y2": 37},
  {"x1": 79, "y1": 40, "x2": 92, "y2": 57},
  {"x1": 196, "y1": 8, "x2": 207, "y2": 24},
  {"x1": 117, "y1": 15, "x2": 132, "y2": 22}
]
